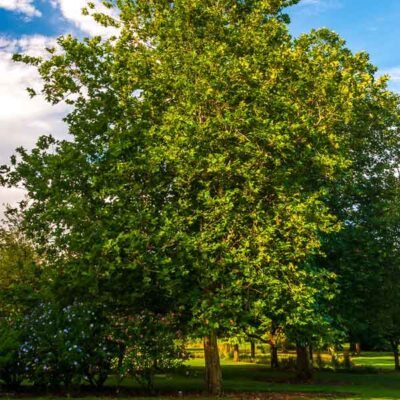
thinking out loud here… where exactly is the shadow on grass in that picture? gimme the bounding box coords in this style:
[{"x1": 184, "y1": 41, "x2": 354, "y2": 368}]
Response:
[{"x1": 2, "y1": 363, "x2": 400, "y2": 399}]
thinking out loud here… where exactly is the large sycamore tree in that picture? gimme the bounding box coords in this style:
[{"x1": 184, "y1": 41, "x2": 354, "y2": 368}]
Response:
[{"x1": 2, "y1": 0, "x2": 399, "y2": 393}]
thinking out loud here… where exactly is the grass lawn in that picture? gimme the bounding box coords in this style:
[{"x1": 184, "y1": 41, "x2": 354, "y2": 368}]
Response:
[
  {"x1": 3, "y1": 352, "x2": 400, "y2": 400},
  {"x1": 110, "y1": 351, "x2": 400, "y2": 400},
  {"x1": 352, "y1": 352, "x2": 395, "y2": 370},
  {"x1": 177, "y1": 358, "x2": 400, "y2": 400}
]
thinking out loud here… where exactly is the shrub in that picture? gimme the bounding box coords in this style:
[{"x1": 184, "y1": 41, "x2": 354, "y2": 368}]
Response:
[
  {"x1": 21, "y1": 302, "x2": 116, "y2": 388},
  {"x1": 114, "y1": 311, "x2": 187, "y2": 391},
  {"x1": 0, "y1": 317, "x2": 25, "y2": 389}
]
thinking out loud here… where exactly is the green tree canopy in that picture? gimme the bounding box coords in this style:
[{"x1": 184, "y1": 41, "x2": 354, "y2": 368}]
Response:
[{"x1": 2, "y1": 0, "x2": 400, "y2": 391}]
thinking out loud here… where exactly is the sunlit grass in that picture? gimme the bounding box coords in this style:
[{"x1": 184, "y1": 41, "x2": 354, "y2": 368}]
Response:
[
  {"x1": 352, "y1": 352, "x2": 395, "y2": 369},
  {"x1": 181, "y1": 346, "x2": 400, "y2": 399},
  {"x1": 8, "y1": 347, "x2": 400, "y2": 399}
]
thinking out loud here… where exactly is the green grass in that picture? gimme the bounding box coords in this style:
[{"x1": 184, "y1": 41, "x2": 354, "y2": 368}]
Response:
[
  {"x1": 4, "y1": 351, "x2": 400, "y2": 400},
  {"x1": 105, "y1": 354, "x2": 400, "y2": 400},
  {"x1": 352, "y1": 352, "x2": 395, "y2": 370}
]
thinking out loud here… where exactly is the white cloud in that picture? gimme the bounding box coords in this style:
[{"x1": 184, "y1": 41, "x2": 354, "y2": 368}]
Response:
[
  {"x1": 0, "y1": 35, "x2": 69, "y2": 216},
  {"x1": 378, "y1": 67, "x2": 400, "y2": 93},
  {"x1": 0, "y1": 0, "x2": 41, "y2": 17},
  {"x1": 381, "y1": 67, "x2": 400, "y2": 81},
  {"x1": 51, "y1": 0, "x2": 118, "y2": 37},
  {"x1": 0, "y1": 0, "x2": 119, "y2": 217},
  {"x1": 295, "y1": 0, "x2": 342, "y2": 14}
]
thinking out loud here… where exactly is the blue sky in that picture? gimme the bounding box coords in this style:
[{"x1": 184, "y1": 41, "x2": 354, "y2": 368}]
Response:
[
  {"x1": 0, "y1": 0, "x2": 115, "y2": 212},
  {"x1": 289, "y1": 0, "x2": 400, "y2": 87},
  {"x1": 0, "y1": 1, "x2": 64, "y2": 37},
  {"x1": 1, "y1": 1, "x2": 400, "y2": 72},
  {"x1": 0, "y1": 0, "x2": 400, "y2": 212}
]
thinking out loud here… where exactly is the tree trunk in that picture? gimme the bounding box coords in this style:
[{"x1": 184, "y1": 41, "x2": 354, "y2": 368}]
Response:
[
  {"x1": 269, "y1": 329, "x2": 279, "y2": 369},
  {"x1": 116, "y1": 342, "x2": 126, "y2": 388},
  {"x1": 355, "y1": 342, "x2": 361, "y2": 356},
  {"x1": 117, "y1": 343, "x2": 125, "y2": 371},
  {"x1": 219, "y1": 343, "x2": 230, "y2": 358},
  {"x1": 270, "y1": 342, "x2": 279, "y2": 369},
  {"x1": 204, "y1": 331, "x2": 222, "y2": 395},
  {"x1": 250, "y1": 341, "x2": 256, "y2": 359},
  {"x1": 296, "y1": 343, "x2": 313, "y2": 380},
  {"x1": 349, "y1": 342, "x2": 355, "y2": 354},
  {"x1": 391, "y1": 341, "x2": 400, "y2": 371},
  {"x1": 309, "y1": 345, "x2": 313, "y2": 367},
  {"x1": 343, "y1": 349, "x2": 351, "y2": 369},
  {"x1": 233, "y1": 344, "x2": 240, "y2": 362}
]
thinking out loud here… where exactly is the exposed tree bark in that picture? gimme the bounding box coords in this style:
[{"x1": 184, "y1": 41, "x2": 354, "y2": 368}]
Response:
[
  {"x1": 355, "y1": 342, "x2": 361, "y2": 356},
  {"x1": 308, "y1": 345, "x2": 313, "y2": 367},
  {"x1": 204, "y1": 331, "x2": 222, "y2": 395},
  {"x1": 296, "y1": 343, "x2": 313, "y2": 380},
  {"x1": 233, "y1": 344, "x2": 240, "y2": 362},
  {"x1": 270, "y1": 344, "x2": 279, "y2": 369},
  {"x1": 250, "y1": 341, "x2": 256, "y2": 359},
  {"x1": 269, "y1": 328, "x2": 279, "y2": 369},
  {"x1": 245, "y1": 330, "x2": 280, "y2": 367},
  {"x1": 391, "y1": 340, "x2": 400, "y2": 371}
]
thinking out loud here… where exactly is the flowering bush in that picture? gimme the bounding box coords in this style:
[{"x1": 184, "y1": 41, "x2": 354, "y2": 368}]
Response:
[
  {"x1": 0, "y1": 304, "x2": 187, "y2": 391},
  {"x1": 20, "y1": 302, "x2": 116, "y2": 388}
]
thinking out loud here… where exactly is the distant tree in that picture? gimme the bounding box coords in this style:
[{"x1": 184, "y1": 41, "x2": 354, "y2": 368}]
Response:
[
  {"x1": 324, "y1": 172, "x2": 400, "y2": 370},
  {"x1": 320, "y1": 81, "x2": 400, "y2": 368},
  {"x1": 0, "y1": 219, "x2": 40, "y2": 388},
  {"x1": 0, "y1": 219, "x2": 41, "y2": 315}
]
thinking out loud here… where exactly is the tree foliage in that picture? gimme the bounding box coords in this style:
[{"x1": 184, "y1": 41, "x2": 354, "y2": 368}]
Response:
[{"x1": 2, "y1": 0, "x2": 400, "y2": 390}]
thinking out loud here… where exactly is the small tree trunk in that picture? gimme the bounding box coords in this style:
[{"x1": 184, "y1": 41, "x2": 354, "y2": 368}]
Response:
[
  {"x1": 270, "y1": 342, "x2": 279, "y2": 369},
  {"x1": 116, "y1": 342, "x2": 126, "y2": 389},
  {"x1": 233, "y1": 344, "x2": 240, "y2": 362},
  {"x1": 316, "y1": 351, "x2": 323, "y2": 369},
  {"x1": 355, "y1": 342, "x2": 361, "y2": 356},
  {"x1": 395, "y1": 350, "x2": 400, "y2": 372},
  {"x1": 309, "y1": 345, "x2": 313, "y2": 367},
  {"x1": 250, "y1": 341, "x2": 256, "y2": 359},
  {"x1": 343, "y1": 349, "x2": 351, "y2": 369},
  {"x1": 391, "y1": 341, "x2": 400, "y2": 371},
  {"x1": 204, "y1": 331, "x2": 222, "y2": 395},
  {"x1": 219, "y1": 343, "x2": 230, "y2": 358},
  {"x1": 117, "y1": 343, "x2": 125, "y2": 370},
  {"x1": 296, "y1": 343, "x2": 313, "y2": 380},
  {"x1": 269, "y1": 329, "x2": 279, "y2": 369},
  {"x1": 349, "y1": 342, "x2": 355, "y2": 354}
]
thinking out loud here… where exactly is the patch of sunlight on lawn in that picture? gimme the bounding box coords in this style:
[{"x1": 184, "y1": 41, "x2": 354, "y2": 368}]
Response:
[{"x1": 353, "y1": 352, "x2": 394, "y2": 369}]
